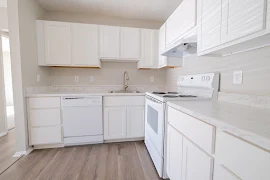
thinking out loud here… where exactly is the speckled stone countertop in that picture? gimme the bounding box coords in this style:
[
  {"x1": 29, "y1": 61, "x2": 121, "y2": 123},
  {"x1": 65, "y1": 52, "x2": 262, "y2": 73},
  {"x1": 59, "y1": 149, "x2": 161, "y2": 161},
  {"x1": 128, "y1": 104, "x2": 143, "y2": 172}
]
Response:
[{"x1": 167, "y1": 100, "x2": 270, "y2": 151}]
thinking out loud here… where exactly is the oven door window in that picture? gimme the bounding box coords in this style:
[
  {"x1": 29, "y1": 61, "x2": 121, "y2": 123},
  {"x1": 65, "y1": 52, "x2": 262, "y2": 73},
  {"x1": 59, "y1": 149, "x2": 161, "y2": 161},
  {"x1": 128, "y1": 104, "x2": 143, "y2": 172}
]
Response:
[{"x1": 147, "y1": 105, "x2": 159, "y2": 134}]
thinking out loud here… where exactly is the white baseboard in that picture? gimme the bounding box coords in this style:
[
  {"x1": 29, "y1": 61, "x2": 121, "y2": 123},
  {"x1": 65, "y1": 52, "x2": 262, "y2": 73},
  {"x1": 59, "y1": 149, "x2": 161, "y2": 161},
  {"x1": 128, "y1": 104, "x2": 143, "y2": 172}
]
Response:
[
  {"x1": 0, "y1": 131, "x2": 8, "y2": 137},
  {"x1": 13, "y1": 147, "x2": 34, "y2": 158}
]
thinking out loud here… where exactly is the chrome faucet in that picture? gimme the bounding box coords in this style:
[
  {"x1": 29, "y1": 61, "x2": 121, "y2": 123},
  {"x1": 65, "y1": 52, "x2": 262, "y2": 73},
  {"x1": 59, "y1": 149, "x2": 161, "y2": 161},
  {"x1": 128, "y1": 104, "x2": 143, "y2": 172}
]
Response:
[{"x1": 124, "y1": 71, "x2": 129, "y2": 91}]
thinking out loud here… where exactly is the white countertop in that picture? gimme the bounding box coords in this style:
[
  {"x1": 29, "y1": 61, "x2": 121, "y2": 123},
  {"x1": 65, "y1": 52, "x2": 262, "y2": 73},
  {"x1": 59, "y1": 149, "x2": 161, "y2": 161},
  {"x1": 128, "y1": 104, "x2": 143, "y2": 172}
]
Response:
[
  {"x1": 25, "y1": 91, "x2": 146, "y2": 97},
  {"x1": 167, "y1": 100, "x2": 270, "y2": 151}
]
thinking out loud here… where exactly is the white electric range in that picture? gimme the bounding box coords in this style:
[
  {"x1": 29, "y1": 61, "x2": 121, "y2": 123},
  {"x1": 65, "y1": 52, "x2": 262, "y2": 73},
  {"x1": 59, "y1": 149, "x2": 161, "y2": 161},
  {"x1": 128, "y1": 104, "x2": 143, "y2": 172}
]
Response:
[{"x1": 144, "y1": 72, "x2": 220, "y2": 178}]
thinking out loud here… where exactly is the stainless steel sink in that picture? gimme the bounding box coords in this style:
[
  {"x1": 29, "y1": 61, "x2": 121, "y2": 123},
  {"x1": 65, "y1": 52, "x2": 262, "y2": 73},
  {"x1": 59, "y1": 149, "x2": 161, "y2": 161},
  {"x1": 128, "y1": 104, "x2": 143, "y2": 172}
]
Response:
[{"x1": 109, "y1": 90, "x2": 140, "y2": 93}]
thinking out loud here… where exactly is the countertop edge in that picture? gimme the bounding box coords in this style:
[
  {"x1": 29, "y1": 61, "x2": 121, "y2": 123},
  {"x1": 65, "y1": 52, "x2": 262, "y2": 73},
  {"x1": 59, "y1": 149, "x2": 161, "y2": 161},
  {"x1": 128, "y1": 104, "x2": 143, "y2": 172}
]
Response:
[
  {"x1": 167, "y1": 101, "x2": 270, "y2": 151},
  {"x1": 25, "y1": 93, "x2": 146, "y2": 98}
]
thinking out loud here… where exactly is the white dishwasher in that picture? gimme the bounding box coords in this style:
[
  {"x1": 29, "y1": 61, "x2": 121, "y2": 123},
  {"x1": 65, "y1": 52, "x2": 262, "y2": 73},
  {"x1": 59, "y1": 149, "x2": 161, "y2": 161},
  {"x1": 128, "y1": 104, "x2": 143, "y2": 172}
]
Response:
[{"x1": 61, "y1": 96, "x2": 103, "y2": 146}]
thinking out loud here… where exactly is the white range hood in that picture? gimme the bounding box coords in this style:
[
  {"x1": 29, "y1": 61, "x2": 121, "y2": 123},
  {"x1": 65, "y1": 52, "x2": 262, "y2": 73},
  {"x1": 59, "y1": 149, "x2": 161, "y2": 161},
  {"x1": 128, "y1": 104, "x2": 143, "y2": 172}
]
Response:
[{"x1": 162, "y1": 28, "x2": 197, "y2": 58}]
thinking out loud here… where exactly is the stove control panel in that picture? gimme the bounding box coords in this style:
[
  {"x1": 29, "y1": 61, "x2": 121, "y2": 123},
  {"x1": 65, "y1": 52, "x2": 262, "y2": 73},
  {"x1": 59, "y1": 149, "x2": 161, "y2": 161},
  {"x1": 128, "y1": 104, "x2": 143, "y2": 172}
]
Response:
[{"x1": 177, "y1": 73, "x2": 219, "y2": 88}]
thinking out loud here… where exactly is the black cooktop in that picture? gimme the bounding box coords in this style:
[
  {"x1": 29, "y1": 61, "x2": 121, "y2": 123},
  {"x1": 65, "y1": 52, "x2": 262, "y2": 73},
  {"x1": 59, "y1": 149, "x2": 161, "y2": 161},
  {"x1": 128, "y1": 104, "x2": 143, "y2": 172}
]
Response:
[{"x1": 152, "y1": 92, "x2": 166, "y2": 94}]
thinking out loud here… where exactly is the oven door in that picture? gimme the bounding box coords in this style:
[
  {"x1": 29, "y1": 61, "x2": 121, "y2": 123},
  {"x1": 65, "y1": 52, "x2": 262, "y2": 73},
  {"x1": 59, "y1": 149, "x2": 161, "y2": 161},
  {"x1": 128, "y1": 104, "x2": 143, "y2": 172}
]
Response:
[{"x1": 145, "y1": 96, "x2": 165, "y2": 158}]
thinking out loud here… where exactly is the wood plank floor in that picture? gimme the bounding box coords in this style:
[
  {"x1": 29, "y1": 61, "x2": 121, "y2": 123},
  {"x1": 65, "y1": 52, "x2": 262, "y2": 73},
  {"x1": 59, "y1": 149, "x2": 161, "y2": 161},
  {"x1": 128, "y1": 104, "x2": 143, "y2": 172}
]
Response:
[
  {"x1": 0, "y1": 129, "x2": 20, "y2": 174},
  {"x1": 0, "y1": 141, "x2": 161, "y2": 180}
]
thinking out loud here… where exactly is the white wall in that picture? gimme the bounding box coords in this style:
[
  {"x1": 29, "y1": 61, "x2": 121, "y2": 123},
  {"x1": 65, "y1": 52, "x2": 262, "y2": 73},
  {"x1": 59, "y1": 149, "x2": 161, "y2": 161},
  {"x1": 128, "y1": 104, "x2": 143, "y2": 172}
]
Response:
[
  {"x1": 42, "y1": 11, "x2": 163, "y2": 29},
  {"x1": 3, "y1": 51, "x2": 13, "y2": 106},
  {"x1": 166, "y1": 46, "x2": 270, "y2": 96},
  {"x1": 0, "y1": 7, "x2": 8, "y2": 30},
  {"x1": 0, "y1": 35, "x2": 7, "y2": 135},
  {"x1": 50, "y1": 62, "x2": 166, "y2": 86},
  {"x1": 8, "y1": 0, "x2": 50, "y2": 152}
]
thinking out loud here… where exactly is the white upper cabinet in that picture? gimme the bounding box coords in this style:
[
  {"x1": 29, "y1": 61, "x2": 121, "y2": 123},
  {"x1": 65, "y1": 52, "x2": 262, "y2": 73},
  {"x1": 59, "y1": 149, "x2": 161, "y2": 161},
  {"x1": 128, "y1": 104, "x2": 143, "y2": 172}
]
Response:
[
  {"x1": 120, "y1": 27, "x2": 141, "y2": 60},
  {"x1": 99, "y1": 25, "x2": 120, "y2": 59},
  {"x1": 221, "y1": 0, "x2": 267, "y2": 43},
  {"x1": 166, "y1": 0, "x2": 197, "y2": 47},
  {"x1": 197, "y1": 0, "x2": 222, "y2": 52},
  {"x1": 44, "y1": 21, "x2": 72, "y2": 65},
  {"x1": 158, "y1": 23, "x2": 183, "y2": 68},
  {"x1": 71, "y1": 23, "x2": 100, "y2": 67},
  {"x1": 138, "y1": 29, "x2": 159, "y2": 69}
]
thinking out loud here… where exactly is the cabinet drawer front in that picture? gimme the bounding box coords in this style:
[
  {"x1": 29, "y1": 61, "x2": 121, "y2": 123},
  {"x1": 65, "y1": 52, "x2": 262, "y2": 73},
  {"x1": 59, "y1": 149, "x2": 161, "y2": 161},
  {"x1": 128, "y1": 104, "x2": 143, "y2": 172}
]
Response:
[
  {"x1": 214, "y1": 164, "x2": 241, "y2": 180},
  {"x1": 168, "y1": 107, "x2": 215, "y2": 154},
  {"x1": 28, "y1": 97, "x2": 61, "y2": 109},
  {"x1": 104, "y1": 96, "x2": 145, "y2": 106},
  {"x1": 216, "y1": 131, "x2": 270, "y2": 180},
  {"x1": 30, "y1": 126, "x2": 62, "y2": 145},
  {"x1": 30, "y1": 109, "x2": 61, "y2": 127}
]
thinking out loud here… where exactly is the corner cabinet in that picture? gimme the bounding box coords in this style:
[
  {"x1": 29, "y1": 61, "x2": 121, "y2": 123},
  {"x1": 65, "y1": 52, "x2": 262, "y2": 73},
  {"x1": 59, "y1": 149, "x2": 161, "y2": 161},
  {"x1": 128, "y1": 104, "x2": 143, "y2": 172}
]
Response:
[
  {"x1": 165, "y1": 0, "x2": 197, "y2": 48},
  {"x1": 158, "y1": 23, "x2": 183, "y2": 68},
  {"x1": 137, "y1": 29, "x2": 159, "y2": 69}
]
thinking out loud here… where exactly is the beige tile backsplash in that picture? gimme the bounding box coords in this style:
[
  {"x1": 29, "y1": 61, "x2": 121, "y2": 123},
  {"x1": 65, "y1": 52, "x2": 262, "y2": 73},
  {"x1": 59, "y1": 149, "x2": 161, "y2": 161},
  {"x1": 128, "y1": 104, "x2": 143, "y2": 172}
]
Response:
[
  {"x1": 50, "y1": 62, "x2": 166, "y2": 87},
  {"x1": 166, "y1": 46, "x2": 270, "y2": 96}
]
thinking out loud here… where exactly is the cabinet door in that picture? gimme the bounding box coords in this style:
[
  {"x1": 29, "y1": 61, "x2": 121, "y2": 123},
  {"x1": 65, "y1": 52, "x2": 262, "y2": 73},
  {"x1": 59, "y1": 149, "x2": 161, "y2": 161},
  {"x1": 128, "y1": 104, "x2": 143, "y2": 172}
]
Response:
[
  {"x1": 166, "y1": 125, "x2": 184, "y2": 180},
  {"x1": 182, "y1": 138, "x2": 213, "y2": 180},
  {"x1": 166, "y1": 0, "x2": 197, "y2": 46},
  {"x1": 71, "y1": 24, "x2": 100, "y2": 67},
  {"x1": 120, "y1": 27, "x2": 140, "y2": 60},
  {"x1": 221, "y1": 0, "x2": 267, "y2": 43},
  {"x1": 99, "y1": 25, "x2": 120, "y2": 59},
  {"x1": 197, "y1": 0, "x2": 222, "y2": 52},
  {"x1": 44, "y1": 21, "x2": 72, "y2": 65},
  {"x1": 213, "y1": 164, "x2": 241, "y2": 180},
  {"x1": 138, "y1": 29, "x2": 158, "y2": 68},
  {"x1": 159, "y1": 23, "x2": 167, "y2": 67},
  {"x1": 104, "y1": 107, "x2": 127, "y2": 140},
  {"x1": 127, "y1": 106, "x2": 144, "y2": 138}
]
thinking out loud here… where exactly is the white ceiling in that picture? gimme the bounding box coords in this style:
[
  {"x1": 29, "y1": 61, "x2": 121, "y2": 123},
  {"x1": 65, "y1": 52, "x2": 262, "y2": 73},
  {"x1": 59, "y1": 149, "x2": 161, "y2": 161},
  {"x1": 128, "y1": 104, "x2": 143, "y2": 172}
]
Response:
[{"x1": 36, "y1": 0, "x2": 183, "y2": 22}]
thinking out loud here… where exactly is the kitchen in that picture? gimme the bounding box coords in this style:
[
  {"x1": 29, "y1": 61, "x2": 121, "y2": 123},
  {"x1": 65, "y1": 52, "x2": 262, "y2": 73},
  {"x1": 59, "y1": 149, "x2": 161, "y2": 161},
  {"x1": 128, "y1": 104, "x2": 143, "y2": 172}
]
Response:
[{"x1": 0, "y1": 0, "x2": 270, "y2": 179}]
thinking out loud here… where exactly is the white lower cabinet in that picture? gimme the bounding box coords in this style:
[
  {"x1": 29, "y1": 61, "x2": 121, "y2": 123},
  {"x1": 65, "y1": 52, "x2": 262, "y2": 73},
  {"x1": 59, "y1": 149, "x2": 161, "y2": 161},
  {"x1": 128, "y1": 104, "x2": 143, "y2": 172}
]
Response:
[
  {"x1": 166, "y1": 125, "x2": 184, "y2": 180},
  {"x1": 182, "y1": 138, "x2": 213, "y2": 180},
  {"x1": 166, "y1": 125, "x2": 213, "y2": 180},
  {"x1": 27, "y1": 97, "x2": 63, "y2": 146},
  {"x1": 104, "y1": 107, "x2": 127, "y2": 140},
  {"x1": 104, "y1": 106, "x2": 145, "y2": 141},
  {"x1": 127, "y1": 107, "x2": 145, "y2": 138},
  {"x1": 215, "y1": 131, "x2": 270, "y2": 180},
  {"x1": 213, "y1": 164, "x2": 241, "y2": 180}
]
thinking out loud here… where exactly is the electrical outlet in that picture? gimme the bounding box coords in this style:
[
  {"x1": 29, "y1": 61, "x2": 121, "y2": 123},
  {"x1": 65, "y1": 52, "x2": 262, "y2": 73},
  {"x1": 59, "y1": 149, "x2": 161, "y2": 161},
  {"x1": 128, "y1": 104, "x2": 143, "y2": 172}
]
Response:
[
  {"x1": 233, "y1": 70, "x2": 243, "y2": 84},
  {"x1": 89, "y1": 76, "x2": 95, "y2": 83},
  {"x1": 75, "y1": 76, "x2": 79, "y2": 82},
  {"x1": 150, "y1": 76, "x2": 155, "y2": 83},
  {"x1": 36, "y1": 74, "x2": 40, "y2": 82}
]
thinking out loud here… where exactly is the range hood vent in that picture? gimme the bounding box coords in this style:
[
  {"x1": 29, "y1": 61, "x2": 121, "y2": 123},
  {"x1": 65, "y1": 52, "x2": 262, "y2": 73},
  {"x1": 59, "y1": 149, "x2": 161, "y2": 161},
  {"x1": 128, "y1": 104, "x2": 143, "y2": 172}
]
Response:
[{"x1": 162, "y1": 27, "x2": 197, "y2": 58}]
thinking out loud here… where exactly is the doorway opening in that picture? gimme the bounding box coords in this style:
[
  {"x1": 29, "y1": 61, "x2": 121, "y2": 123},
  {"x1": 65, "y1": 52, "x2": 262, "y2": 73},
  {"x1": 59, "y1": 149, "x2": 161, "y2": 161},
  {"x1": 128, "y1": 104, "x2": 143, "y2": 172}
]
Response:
[{"x1": 1, "y1": 34, "x2": 15, "y2": 130}]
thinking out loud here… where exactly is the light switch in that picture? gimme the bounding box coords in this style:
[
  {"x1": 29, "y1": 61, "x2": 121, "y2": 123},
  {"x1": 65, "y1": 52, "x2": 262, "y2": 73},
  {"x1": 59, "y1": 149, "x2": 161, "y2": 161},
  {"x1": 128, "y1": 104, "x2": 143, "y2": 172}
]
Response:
[
  {"x1": 233, "y1": 70, "x2": 243, "y2": 84},
  {"x1": 75, "y1": 76, "x2": 79, "y2": 82},
  {"x1": 89, "y1": 76, "x2": 95, "y2": 83},
  {"x1": 150, "y1": 76, "x2": 155, "y2": 83},
  {"x1": 36, "y1": 74, "x2": 40, "y2": 82}
]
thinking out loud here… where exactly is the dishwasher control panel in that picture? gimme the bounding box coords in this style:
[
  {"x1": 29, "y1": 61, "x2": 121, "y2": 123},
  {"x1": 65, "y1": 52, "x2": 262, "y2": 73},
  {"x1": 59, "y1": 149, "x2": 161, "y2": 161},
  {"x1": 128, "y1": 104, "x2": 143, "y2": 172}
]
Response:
[{"x1": 61, "y1": 96, "x2": 102, "y2": 107}]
